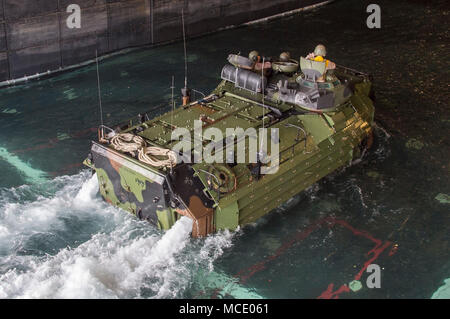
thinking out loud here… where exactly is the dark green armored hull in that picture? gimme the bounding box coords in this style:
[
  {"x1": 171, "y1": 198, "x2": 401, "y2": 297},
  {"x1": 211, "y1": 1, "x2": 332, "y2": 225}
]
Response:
[{"x1": 84, "y1": 50, "x2": 374, "y2": 237}]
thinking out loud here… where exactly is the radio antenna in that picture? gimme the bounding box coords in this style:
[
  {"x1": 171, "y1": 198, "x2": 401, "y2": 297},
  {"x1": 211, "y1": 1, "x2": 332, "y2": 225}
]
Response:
[
  {"x1": 182, "y1": 8, "x2": 187, "y2": 89},
  {"x1": 171, "y1": 75, "x2": 175, "y2": 132},
  {"x1": 181, "y1": 8, "x2": 191, "y2": 105},
  {"x1": 95, "y1": 50, "x2": 104, "y2": 139},
  {"x1": 262, "y1": 56, "x2": 265, "y2": 129}
]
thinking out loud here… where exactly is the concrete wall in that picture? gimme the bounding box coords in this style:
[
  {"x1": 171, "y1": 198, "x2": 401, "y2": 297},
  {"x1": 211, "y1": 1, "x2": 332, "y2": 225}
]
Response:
[{"x1": 0, "y1": 0, "x2": 324, "y2": 82}]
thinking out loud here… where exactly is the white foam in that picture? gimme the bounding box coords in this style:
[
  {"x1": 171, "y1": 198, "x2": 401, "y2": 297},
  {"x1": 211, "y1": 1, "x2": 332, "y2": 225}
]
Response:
[
  {"x1": 0, "y1": 214, "x2": 195, "y2": 298},
  {"x1": 74, "y1": 173, "x2": 99, "y2": 207},
  {"x1": 199, "y1": 229, "x2": 236, "y2": 272},
  {"x1": 0, "y1": 171, "x2": 242, "y2": 299},
  {"x1": 0, "y1": 214, "x2": 244, "y2": 298},
  {"x1": 0, "y1": 217, "x2": 195, "y2": 298},
  {"x1": 0, "y1": 172, "x2": 105, "y2": 251}
]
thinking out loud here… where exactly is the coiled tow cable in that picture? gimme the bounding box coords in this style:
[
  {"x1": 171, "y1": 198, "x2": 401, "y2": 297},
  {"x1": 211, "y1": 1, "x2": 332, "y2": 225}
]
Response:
[
  {"x1": 110, "y1": 133, "x2": 146, "y2": 156},
  {"x1": 138, "y1": 147, "x2": 178, "y2": 168},
  {"x1": 110, "y1": 133, "x2": 177, "y2": 168}
]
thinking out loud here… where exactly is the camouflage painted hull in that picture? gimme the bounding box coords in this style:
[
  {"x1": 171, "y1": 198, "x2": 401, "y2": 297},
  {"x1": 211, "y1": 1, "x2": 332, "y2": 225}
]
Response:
[{"x1": 84, "y1": 57, "x2": 375, "y2": 237}]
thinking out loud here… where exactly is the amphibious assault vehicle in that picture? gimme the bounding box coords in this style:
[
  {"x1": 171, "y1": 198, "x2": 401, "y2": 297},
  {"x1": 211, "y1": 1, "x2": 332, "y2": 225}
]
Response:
[{"x1": 84, "y1": 49, "x2": 374, "y2": 237}]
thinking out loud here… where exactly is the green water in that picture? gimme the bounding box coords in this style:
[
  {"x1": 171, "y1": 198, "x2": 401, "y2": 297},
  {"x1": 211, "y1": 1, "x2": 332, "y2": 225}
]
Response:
[{"x1": 0, "y1": 0, "x2": 448, "y2": 298}]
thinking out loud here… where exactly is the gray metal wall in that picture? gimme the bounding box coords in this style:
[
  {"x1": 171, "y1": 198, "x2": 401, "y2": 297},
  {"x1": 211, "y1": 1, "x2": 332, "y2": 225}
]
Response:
[{"x1": 0, "y1": 0, "x2": 322, "y2": 82}]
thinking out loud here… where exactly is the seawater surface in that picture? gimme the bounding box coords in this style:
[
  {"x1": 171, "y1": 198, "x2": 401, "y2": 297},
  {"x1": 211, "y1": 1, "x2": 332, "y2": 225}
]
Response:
[{"x1": 0, "y1": 0, "x2": 448, "y2": 298}]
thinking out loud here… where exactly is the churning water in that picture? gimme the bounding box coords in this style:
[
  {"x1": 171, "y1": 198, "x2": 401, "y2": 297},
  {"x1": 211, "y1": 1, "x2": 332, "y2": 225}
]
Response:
[
  {"x1": 0, "y1": 172, "x2": 239, "y2": 298},
  {"x1": 0, "y1": 0, "x2": 448, "y2": 298}
]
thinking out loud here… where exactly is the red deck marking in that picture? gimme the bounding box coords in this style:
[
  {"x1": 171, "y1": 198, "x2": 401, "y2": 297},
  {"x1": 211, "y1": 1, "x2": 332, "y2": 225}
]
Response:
[
  {"x1": 317, "y1": 283, "x2": 351, "y2": 299},
  {"x1": 13, "y1": 142, "x2": 56, "y2": 154},
  {"x1": 317, "y1": 240, "x2": 392, "y2": 299},
  {"x1": 235, "y1": 219, "x2": 321, "y2": 284},
  {"x1": 12, "y1": 127, "x2": 96, "y2": 154},
  {"x1": 355, "y1": 241, "x2": 391, "y2": 281},
  {"x1": 200, "y1": 217, "x2": 393, "y2": 299}
]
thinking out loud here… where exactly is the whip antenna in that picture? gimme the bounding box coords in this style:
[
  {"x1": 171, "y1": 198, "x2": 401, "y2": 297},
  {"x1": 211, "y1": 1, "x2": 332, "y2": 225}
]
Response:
[
  {"x1": 171, "y1": 76, "x2": 175, "y2": 131},
  {"x1": 95, "y1": 50, "x2": 104, "y2": 139},
  {"x1": 182, "y1": 8, "x2": 187, "y2": 89},
  {"x1": 181, "y1": 8, "x2": 191, "y2": 105},
  {"x1": 262, "y1": 56, "x2": 265, "y2": 129}
]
